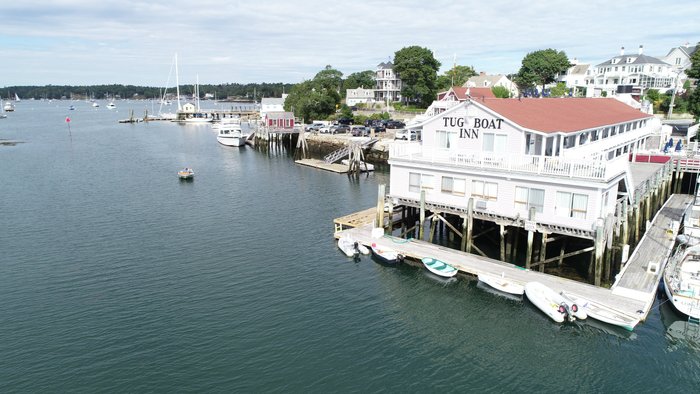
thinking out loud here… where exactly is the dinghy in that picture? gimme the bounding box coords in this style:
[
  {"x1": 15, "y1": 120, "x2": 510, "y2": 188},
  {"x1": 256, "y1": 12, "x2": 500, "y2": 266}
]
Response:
[
  {"x1": 478, "y1": 272, "x2": 525, "y2": 295},
  {"x1": 421, "y1": 257, "x2": 458, "y2": 278},
  {"x1": 337, "y1": 235, "x2": 369, "y2": 258},
  {"x1": 370, "y1": 243, "x2": 403, "y2": 264},
  {"x1": 178, "y1": 168, "x2": 194, "y2": 180},
  {"x1": 559, "y1": 291, "x2": 587, "y2": 320},
  {"x1": 524, "y1": 282, "x2": 574, "y2": 323},
  {"x1": 563, "y1": 292, "x2": 639, "y2": 331}
]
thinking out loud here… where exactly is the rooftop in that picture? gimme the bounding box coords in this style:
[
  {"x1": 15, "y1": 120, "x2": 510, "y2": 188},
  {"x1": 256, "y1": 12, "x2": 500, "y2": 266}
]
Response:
[{"x1": 477, "y1": 97, "x2": 652, "y2": 133}]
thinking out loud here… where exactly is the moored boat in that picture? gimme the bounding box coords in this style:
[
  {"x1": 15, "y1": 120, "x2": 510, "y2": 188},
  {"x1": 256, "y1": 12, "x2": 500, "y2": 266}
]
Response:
[
  {"x1": 178, "y1": 167, "x2": 194, "y2": 180},
  {"x1": 524, "y1": 282, "x2": 573, "y2": 323},
  {"x1": 559, "y1": 291, "x2": 587, "y2": 320},
  {"x1": 421, "y1": 257, "x2": 458, "y2": 278},
  {"x1": 338, "y1": 235, "x2": 369, "y2": 257},
  {"x1": 664, "y1": 244, "x2": 700, "y2": 319},
  {"x1": 478, "y1": 272, "x2": 525, "y2": 295},
  {"x1": 216, "y1": 122, "x2": 247, "y2": 147},
  {"x1": 370, "y1": 243, "x2": 403, "y2": 264},
  {"x1": 565, "y1": 292, "x2": 640, "y2": 331}
]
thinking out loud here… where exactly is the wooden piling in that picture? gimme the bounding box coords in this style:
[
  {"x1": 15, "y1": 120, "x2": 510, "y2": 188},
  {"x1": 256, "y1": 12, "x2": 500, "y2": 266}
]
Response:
[
  {"x1": 525, "y1": 207, "x2": 535, "y2": 270},
  {"x1": 419, "y1": 190, "x2": 426, "y2": 241}
]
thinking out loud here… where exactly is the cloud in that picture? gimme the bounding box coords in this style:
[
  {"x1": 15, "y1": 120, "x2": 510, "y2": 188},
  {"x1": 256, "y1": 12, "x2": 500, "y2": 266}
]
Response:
[{"x1": 0, "y1": 0, "x2": 699, "y2": 86}]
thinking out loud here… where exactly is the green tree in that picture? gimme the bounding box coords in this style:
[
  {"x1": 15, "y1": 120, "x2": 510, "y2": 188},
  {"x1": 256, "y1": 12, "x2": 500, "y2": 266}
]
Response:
[
  {"x1": 313, "y1": 65, "x2": 344, "y2": 92},
  {"x1": 284, "y1": 79, "x2": 337, "y2": 123},
  {"x1": 343, "y1": 70, "x2": 375, "y2": 95},
  {"x1": 436, "y1": 65, "x2": 477, "y2": 90},
  {"x1": 393, "y1": 46, "x2": 441, "y2": 108},
  {"x1": 689, "y1": 87, "x2": 700, "y2": 122},
  {"x1": 686, "y1": 45, "x2": 700, "y2": 79},
  {"x1": 491, "y1": 86, "x2": 510, "y2": 98},
  {"x1": 515, "y1": 49, "x2": 570, "y2": 93},
  {"x1": 549, "y1": 82, "x2": 568, "y2": 97}
]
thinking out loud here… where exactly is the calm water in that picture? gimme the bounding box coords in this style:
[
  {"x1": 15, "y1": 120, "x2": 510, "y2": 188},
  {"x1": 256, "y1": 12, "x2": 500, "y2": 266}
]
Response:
[{"x1": 1, "y1": 101, "x2": 698, "y2": 392}]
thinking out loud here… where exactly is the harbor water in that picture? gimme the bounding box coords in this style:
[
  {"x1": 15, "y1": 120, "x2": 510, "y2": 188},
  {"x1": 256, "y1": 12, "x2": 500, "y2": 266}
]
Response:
[{"x1": 1, "y1": 101, "x2": 699, "y2": 392}]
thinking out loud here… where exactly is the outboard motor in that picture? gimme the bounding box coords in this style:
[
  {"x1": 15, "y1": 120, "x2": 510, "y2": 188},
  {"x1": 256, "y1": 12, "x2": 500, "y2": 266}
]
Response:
[
  {"x1": 558, "y1": 302, "x2": 575, "y2": 322},
  {"x1": 352, "y1": 242, "x2": 360, "y2": 258}
]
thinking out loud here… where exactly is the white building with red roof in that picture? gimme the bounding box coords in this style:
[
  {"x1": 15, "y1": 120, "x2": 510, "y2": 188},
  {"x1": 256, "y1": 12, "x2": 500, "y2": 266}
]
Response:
[{"x1": 389, "y1": 97, "x2": 663, "y2": 238}]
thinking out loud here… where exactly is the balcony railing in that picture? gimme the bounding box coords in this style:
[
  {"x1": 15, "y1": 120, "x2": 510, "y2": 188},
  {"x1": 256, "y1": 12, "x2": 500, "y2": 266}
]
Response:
[{"x1": 389, "y1": 144, "x2": 630, "y2": 181}]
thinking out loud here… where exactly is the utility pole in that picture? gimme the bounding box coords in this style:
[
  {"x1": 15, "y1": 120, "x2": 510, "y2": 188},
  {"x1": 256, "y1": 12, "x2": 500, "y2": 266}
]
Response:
[{"x1": 666, "y1": 70, "x2": 683, "y2": 119}]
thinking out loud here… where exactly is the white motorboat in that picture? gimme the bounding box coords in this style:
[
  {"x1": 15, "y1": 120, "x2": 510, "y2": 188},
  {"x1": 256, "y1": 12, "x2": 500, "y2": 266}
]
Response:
[
  {"x1": 564, "y1": 292, "x2": 640, "y2": 331},
  {"x1": 106, "y1": 102, "x2": 116, "y2": 109},
  {"x1": 337, "y1": 235, "x2": 369, "y2": 258},
  {"x1": 216, "y1": 123, "x2": 247, "y2": 147},
  {"x1": 524, "y1": 282, "x2": 574, "y2": 323},
  {"x1": 664, "y1": 244, "x2": 700, "y2": 319},
  {"x1": 341, "y1": 159, "x2": 374, "y2": 172},
  {"x1": 478, "y1": 272, "x2": 525, "y2": 295},
  {"x1": 4, "y1": 99, "x2": 15, "y2": 112},
  {"x1": 370, "y1": 243, "x2": 403, "y2": 264},
  {"x1": 421, "y1": 257, "x2": 458, "y2": 278},
  {"x1": 178, "y1": 167, "x2": 194, "y2": 180}
]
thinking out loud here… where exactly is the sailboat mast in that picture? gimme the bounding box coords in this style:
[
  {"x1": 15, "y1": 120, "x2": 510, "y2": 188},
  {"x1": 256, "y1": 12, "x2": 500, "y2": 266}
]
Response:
[
  {"x1": 196, "y1": 74, "x2": 200, "y2": 111},
  {"x1": 175, "y1": 53, "x2": 181, "y2": 111}
]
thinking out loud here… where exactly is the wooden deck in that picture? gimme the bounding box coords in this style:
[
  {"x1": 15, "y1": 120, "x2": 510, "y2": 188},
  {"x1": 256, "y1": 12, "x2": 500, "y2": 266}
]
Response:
[
  {"x1": 296, "y1": 159, "x2": 349, "y2": 173},
  {"x1": 612, "y1": 193, "x2": 693, "y2": 318}
]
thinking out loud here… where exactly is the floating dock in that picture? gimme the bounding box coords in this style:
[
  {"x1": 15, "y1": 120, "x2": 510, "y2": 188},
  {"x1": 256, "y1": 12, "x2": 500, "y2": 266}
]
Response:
[
  {"x1": 296, "y1": 159, "x2": 349, "y2": 173},
  {"x1": 334, "y1": 193, "x2": 693, "y2": 328}
]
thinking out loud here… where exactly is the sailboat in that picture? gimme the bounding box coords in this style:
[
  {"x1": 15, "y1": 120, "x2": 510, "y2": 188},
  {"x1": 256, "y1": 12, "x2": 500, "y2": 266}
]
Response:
[
  {"x1": 3, "y1": 94, "x2": 15, "y2": 112},
  {"x1": 157, "y1": 53, "x2": 179, "y2": 120},
  {"x1": 181, "y1": 74, "x2": 212, "y2": 123},
  {"x1": 14, "y1": 93, "x2": 20, "y2": 101}
]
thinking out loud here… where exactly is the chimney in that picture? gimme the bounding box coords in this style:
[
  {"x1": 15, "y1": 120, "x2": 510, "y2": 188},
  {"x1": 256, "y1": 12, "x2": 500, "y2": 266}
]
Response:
[
  {"x1": 479, "y1": 71, "x2": 486, "y2": 76},
  {"x1": 638, "y1": 45, "x2": 643, "y2": 55},
  {"x1": 620, "y1": 46, "x2": 625, "y2": 56}
]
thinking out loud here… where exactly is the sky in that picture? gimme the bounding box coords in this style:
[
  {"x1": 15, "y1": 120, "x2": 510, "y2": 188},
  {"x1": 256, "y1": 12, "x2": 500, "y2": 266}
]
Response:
[{"x1": 0, "y1": 0, "x2": 699, "y2": 87}]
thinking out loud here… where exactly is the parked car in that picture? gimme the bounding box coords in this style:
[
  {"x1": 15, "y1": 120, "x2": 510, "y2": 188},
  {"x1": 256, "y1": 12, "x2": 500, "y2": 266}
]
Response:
[
  {"x1": 351, "y1": 126, "x2": 369, "y2": 136},
  {"x1": 332, "y1": 125, "x2": 350, "y2": 134},
  {"x1": 319, "y1": 125, "x2": 331, "y2": 134},
  {"x1": 308, "y1": 122, "x2": 325, "y2": 132},
  {"x1": 395, "y1": 129, "x2": 420, "y2": 141},
  {"x1": 364, "y1": 119, "x2": 386, "y2": 132},
  {"x1": 385, "y1": 120, "x2": 405, "y2": 129},
  {"x1": 337, "y1": 118, "x2": 353, "y2": 125}
]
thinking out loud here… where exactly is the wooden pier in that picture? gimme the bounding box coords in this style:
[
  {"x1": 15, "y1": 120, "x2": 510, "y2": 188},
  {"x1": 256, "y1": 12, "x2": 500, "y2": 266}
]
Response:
[
  {"x1": 612, "y1": 193, "x2": 692, "y2": 319},
  {"x1": 333, "y1": 193, "x2": 694, "y2": 327}
]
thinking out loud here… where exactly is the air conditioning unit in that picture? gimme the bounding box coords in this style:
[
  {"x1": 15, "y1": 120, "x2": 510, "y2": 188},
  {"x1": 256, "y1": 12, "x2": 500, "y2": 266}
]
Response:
[{"x1": 475, "y1": 200, "x2": 488, "y2": 210}]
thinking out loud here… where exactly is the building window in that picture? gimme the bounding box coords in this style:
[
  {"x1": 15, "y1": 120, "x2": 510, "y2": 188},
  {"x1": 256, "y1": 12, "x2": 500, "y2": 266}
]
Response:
[
  {"x1": 483, "y1": 133, "x2": 507, "y2": 154},
  {"x1": 409, "y1": 173, "x2": 433, "y2": 193},
  {"x1": 676, "y1": 58, "x2": 681, "y2": 65},
  {"x1": 436, "y1": 130, "x2": 458, "y2": 149},
  {"x1": 555, "y1": 192, "x2": 588, "y2": 219},
  {"x1": 472, "y1": 180, "x2": 498, "y2": 201},
  {"x1": 442, "y1": 176, "x2": 466, "y2": 196},
  {"x1": 515, "y1": 186, "x2": 544, "y2": 213}
]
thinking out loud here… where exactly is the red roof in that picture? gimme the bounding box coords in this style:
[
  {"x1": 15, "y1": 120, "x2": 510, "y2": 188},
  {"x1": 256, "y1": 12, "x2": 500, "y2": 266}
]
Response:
[
  {"x1": 438, "y1": 86, "x2": 496, "y2": 101},
  {"x1": 476, "y1": 98, "x2": 652, "y2": 133}
]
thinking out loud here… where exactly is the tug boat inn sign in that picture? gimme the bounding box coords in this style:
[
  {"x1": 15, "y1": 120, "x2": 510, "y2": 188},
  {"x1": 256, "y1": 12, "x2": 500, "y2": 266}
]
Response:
[{"x1": 442, "y1": 116, "x2": 504, "y2": 139}]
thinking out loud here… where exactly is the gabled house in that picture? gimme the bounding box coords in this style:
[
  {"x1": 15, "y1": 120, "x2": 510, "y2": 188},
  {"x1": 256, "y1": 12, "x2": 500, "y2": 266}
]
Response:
[
  {"x1": 465, "y1": 73, "x2": 518, "y2": 97},
  {"x1": 375, "y1": 62, "x2": 402, "y2": 103}
]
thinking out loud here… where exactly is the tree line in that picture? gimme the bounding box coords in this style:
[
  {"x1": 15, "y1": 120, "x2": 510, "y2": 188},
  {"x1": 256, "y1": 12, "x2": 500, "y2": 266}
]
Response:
[{"x1": 1, "y1": 82, "x2": 294, "y2": 101}]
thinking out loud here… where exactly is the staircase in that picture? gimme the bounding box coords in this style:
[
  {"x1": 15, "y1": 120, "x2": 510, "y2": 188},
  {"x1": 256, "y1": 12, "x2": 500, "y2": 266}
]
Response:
[{"x1": 324, "y1": 139, "x2": 378, "y2": 164}]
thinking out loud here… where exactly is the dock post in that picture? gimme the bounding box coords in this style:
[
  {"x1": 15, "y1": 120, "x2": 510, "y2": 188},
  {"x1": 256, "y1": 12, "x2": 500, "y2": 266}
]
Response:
[
  {"x1": 429, "y1": 213, "x2": 438, "y2": 242},
  {"x1": 376, "y1": 184, "x2": 386, "y2": 230},
  {"x1": 633, "y1": 203, "x2": 641, "y2": 245},
  {"x1": 419, "y1": 190, "x2": 426, "y2": 241},
  {"x1": 466, "y1": 198, "x2": 474, "y2": 253},
  {"x1": 386, "y1": 198, "x2": 394, "y2": 234},
  {"x1": 525, "y1": 207, "x2": 535, "y2": 270},
  {"x1": 511, "y1": 227, "x2": 520, "y2": 264},
  {"x1": 558, "y1": 239, "x2": 567, "y2": 268},
  {"x1": 499, "y1": 224, "x2": 506, "y2": 262},
  {"x1": 538, "y1": 232, "x2": 548, "y2": 272},
  {"x1": 644, "y1": 193, "x2": 652, "y2": 231},
  {"x1": 594, "y1": 218, "x2": 604, "y2": 286}
]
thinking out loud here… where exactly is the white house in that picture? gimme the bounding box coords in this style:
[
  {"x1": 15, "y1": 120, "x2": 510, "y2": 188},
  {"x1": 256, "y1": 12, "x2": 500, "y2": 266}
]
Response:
[
  {"x1": 346, "y1": 88, "x2": 376, "y2": 106},
  {"x1": 260, "y1": 95, "x2": 287, "y2": 118},
  {"x1": 389, "y1": 97, "x2": 660, "y2": 239},
  {"x1": 585, "y1": 45, "x2": 678, "y2": 96},
  {"x1": 375, "y1": 62, "x2": 402, "y2": 102},
  {"x1": 662, "y1": 42, "x2": 699, "y2": 92},
  {"x1": 557, "y1": 59, "x2": 590, "y2": 94},
  {"x1": 465, "y1": 73, "x2": 518, "y2": 97}
]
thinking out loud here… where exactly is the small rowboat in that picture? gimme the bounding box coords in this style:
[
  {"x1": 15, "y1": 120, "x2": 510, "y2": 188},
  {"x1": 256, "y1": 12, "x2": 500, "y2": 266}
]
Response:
[
  {"x1": 478, "y1": 272, "x2": 525, "y2": 295},
  {"x1": 370, "y1": 243, "x2": 403, "y2": 264},
  {"x1": 421, "y1": 257, "x2": 458, "y2": 278},
  {"x1": 178, "y1": 168, "x2": 194, "y2": 180}
]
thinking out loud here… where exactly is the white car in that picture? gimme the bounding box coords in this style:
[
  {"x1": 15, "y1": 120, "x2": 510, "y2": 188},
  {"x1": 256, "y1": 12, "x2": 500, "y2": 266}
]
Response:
[{"x1": 395, "y1": 129, "x2": 420, "y2": 141}]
